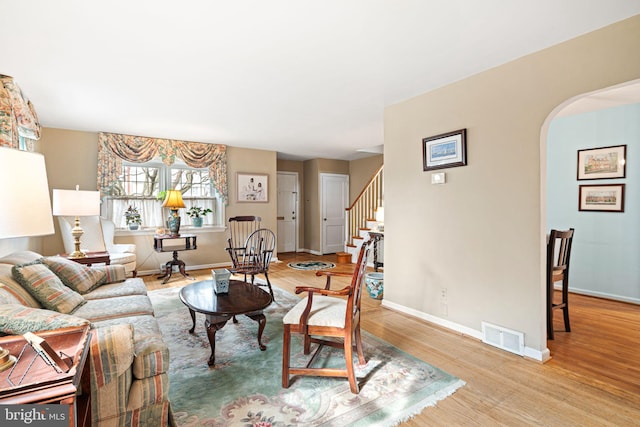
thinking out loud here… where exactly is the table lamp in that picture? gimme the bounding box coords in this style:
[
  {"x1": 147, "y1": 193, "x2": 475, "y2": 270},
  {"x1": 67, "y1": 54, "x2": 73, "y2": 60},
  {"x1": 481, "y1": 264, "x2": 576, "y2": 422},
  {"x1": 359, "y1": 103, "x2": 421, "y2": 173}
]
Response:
[
  {"x1": 162, "y1": 190, "x2": 185, "y2": 236},
  {"x1": 52, "y1": 186, "x2": 101, "y2": 258},
  {"x1": 0, "y1": 147, "x2": 55, "y2": 372},
  {"x1": 375, "y1": 206, "x2": 384, "y2": 232}
]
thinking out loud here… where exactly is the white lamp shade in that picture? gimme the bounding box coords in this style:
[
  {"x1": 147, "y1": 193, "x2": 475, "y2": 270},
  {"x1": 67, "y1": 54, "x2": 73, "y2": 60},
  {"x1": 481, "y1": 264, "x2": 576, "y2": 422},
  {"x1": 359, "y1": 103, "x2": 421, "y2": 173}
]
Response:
[
  {"x1": 0, "y1": 147, "x2": 55, "y2": 238},
  {"x1": 375, "y1": 207, "x2": 384, "y2": 222},
  {"x1": 52, "y1": 189, "x2": 101, "y2": 216}
]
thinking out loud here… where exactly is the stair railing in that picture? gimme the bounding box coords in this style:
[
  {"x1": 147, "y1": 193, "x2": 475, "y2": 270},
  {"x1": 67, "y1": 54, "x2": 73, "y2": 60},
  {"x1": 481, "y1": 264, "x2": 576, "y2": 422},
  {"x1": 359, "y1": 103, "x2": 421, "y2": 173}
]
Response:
[{"x1": 345, "y1": 165, "x2": 383, "y2": 247}]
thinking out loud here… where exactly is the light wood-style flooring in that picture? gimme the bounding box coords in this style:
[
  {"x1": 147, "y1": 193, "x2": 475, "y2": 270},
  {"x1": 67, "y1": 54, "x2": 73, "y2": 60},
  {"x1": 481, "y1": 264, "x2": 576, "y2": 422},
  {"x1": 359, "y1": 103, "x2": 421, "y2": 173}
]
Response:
[{"x1": 144, "y1": 252, "x2": 640, "y2": 426}]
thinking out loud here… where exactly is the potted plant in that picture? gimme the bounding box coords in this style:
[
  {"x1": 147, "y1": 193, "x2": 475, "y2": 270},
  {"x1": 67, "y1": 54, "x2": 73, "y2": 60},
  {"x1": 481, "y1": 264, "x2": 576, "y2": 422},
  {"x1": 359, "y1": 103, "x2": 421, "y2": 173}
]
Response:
[
  {"x1": 124, "y1": 205, "x2": 142, "y2": 230},
  {"x1": 186, "y1": 206, "x2": 212, "y2": 227}
]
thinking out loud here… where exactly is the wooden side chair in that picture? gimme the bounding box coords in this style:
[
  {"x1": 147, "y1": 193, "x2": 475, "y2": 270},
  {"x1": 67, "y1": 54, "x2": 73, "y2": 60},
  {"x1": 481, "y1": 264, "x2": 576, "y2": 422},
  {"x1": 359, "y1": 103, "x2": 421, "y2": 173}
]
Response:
[
  {"x1": 282, "y1": 239, "x2": 372, "y2": 394},
  {"x1": 547, "y1": 228, "x2": 575, "y2": 340},
  {"x1": 226, "y1": 216, "x2": 262, "y2": 270},
  {"x1": 231, "y1": 228, "x2": 276, "y2": 300}
]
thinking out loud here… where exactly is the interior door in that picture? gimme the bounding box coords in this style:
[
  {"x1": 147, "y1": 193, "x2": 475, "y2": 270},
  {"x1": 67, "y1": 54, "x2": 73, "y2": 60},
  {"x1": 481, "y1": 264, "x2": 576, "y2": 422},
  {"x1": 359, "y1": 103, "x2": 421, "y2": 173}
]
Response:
[
  {"x1": 277, "y1": 172, "x2": 298, "y2": 253},
  {"x1": 321, "y1": 173, "x2": 348, "y2": 254}
]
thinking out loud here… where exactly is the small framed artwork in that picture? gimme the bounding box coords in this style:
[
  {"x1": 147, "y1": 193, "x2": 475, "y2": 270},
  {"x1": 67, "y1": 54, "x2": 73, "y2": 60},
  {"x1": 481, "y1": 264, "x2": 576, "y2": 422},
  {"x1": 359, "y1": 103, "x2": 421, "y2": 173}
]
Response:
[
  {"x1": 423, "y1": 129, "x2": 467, "y2": 171},
  {"x1": 237, "y1": 172, "x2": 268, "y2": 203},
  {"x1": 577, "y1": 145, "x2": 626, "y2": 180},
  {"x1": 578, "y1": 184, "x2": 625, "y2": 212}
]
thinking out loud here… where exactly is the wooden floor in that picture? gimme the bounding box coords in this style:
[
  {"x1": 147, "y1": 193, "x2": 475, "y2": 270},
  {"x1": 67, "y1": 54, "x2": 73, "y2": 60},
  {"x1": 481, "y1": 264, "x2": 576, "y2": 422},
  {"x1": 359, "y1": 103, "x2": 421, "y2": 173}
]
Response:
[{"x1": 143, "y1": 252, "x2": 640, "y2": 426}]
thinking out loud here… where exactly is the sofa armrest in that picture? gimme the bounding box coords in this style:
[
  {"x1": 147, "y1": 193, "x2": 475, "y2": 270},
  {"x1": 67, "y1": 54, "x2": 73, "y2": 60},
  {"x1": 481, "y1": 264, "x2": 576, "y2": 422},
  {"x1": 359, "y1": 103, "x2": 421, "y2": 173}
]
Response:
[
  {"x1": 89, "y1": 323, "x2": 134, "y2": 388},
  {"x1": 91, "y1": 265, "x2": 127, "y2": 284}
]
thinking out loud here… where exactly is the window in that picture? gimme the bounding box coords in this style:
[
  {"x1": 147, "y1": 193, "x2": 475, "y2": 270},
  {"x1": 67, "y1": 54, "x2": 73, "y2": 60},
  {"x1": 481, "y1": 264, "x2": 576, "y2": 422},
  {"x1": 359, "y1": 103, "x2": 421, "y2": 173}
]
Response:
[{"x1": 101, "y1": 158, "x2": 223, "y2": 229}]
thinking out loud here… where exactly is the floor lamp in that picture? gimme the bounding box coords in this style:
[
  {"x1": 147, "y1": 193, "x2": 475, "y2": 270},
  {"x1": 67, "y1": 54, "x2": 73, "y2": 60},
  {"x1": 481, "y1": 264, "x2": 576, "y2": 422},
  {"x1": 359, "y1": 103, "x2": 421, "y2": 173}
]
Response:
[
  {"x1": 0, "y1": 147, "x2": 55, "y2": 371},
  {"x1": 52, "y1": 186, "x2": 101, "y2": 258}
]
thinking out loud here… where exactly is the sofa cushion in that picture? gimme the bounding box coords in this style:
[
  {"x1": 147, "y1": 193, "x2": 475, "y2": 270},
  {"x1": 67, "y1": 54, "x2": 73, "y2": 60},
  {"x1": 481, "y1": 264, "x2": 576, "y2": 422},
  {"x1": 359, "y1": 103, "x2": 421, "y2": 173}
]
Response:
[
  {"x1": 41, "y1": 256, "x2": 107, "y2": 294},
  {"x1": 12, "y1": 262, "x2": 86, "y2": 314},
  {"x1": 0, "y1": 264, "x2": 41, "y2": 308},
  {"x1": 0, "y1": 304, "x2": 90, "y2": 335},
  {"x1": 72, "y1": 294, "x2": 154, "y2": 322},
  {"x1": 92, "y1": 264, "x2": 127, "y2": 284},
  {"x1": 93, "y1": 314, "x2": 169, "y2": 379},
  {"x1": 84, "y1": 278, "x2": 147, "y2": 300},
  {"x1": 0, "y1": 251, "x2": 42, "y2": 266}
]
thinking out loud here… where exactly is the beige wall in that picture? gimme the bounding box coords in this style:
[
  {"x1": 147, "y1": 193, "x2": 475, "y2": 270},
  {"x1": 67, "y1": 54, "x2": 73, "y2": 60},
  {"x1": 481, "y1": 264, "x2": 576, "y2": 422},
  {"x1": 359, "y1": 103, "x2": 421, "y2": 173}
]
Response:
[
  {"x1": 349, "y1": 154, "x2": 383, "y2": 204},
  {"x1": 383, "y1": 15, "x2": 640, "y2": 358},
  {"x1": 33, "y1": 128, "x2": 277, "y2": 273}
]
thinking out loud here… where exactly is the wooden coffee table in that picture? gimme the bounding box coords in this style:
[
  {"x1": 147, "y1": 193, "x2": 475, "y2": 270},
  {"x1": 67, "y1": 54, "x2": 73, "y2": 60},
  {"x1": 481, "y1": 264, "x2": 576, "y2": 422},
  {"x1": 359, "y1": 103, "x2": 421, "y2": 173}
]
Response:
[{"x1": 179, "y1": 280, "x2": 272, "y2": 366}]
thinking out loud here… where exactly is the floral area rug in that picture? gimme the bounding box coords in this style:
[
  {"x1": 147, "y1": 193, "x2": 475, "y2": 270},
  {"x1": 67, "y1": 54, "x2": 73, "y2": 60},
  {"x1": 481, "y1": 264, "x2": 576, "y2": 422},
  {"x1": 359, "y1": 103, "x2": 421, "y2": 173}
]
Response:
[
  {"x1": 149, "y1": 284, "x2": 464, "y2": 426},
  {"x1": 287, "y1": 261, "x2": 336, "y2": 270}
]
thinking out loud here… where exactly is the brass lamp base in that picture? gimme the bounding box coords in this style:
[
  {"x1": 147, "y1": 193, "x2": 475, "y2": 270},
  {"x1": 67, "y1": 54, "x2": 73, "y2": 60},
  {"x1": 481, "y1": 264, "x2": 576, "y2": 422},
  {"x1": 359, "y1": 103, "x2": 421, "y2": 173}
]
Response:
[
  {"x1": 0, "y1": 347, "x2": 16, "y2": 373},
  {"x1": 69, "y1": 216, "x2": 87, "y2": 258}
]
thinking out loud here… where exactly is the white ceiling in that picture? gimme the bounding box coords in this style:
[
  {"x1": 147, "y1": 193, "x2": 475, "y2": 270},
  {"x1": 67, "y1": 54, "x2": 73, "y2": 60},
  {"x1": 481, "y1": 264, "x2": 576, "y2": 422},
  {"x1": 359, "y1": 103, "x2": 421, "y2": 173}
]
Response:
[{"x1": 2, "y1": 1, "x2": 639, "y2": 160}]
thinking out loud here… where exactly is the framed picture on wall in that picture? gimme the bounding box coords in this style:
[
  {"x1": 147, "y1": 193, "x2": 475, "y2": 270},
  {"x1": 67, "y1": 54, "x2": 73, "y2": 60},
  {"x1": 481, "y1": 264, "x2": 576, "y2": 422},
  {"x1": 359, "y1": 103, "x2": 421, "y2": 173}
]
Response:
[
  {"x1": 237, "y1": 172, "x2": 268, "y2": 203},
  {"x1": 578, "y1": 184, "x2": 625, "y2": 212},
  {"x1": 422, "y1": 129, "x2": 467, "y2": 171},
  {"x1": 577, "y1": 145, "x2": 626, "y2": 180}
]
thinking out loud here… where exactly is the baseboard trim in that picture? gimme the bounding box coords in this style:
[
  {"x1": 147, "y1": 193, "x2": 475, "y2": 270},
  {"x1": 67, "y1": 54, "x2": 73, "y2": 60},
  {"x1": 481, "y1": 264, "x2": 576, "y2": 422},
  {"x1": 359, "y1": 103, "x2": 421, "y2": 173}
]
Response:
[{"x1": 381, "y1": 299, "x2": 547, "y2": 362}]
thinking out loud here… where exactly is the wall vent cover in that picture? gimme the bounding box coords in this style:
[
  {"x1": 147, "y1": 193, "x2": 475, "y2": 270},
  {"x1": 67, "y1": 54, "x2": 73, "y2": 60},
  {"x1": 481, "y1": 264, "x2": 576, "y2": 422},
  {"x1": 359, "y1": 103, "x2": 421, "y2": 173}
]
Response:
[{"x1": 481, "y1": 322, "x2": 524, "y2": 356}]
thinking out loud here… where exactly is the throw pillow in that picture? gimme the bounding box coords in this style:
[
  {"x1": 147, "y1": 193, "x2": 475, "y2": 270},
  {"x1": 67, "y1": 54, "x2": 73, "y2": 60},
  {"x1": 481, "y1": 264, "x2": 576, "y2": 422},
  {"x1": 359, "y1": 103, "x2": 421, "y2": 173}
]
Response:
[
  {"x1": 41, "y1": 256, "x2": 106, "y2": 294},
  {"x1": 0, "y1": 304, "x2": 89, "y2": 336},
  {"x1": 12, "y1": 262, "x2": 86, "y2": 314}
]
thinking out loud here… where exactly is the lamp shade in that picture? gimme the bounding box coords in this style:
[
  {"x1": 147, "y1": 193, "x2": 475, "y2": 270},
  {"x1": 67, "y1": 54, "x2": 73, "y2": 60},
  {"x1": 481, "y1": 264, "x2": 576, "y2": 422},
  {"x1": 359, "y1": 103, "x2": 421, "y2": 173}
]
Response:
[
  {"x1": 52, "y1": 188, "x2": 101, "y2": 216},
  {"x1": 375, "y1": 206, "x2": 384, "y2": 222},
  {"x1": 0, "y1": 147, "x2": 54, "y2": 238},
  {"x1": 161, "y1": 190, "x2": 185, "y2": 209}
]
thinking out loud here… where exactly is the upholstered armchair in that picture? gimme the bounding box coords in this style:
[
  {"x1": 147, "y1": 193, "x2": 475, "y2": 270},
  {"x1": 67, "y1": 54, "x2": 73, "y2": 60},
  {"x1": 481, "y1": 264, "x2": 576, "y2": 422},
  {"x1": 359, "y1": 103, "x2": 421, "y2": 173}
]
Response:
[{"x1": 58, "y1": 216, "x2": 138, "y2": 277}]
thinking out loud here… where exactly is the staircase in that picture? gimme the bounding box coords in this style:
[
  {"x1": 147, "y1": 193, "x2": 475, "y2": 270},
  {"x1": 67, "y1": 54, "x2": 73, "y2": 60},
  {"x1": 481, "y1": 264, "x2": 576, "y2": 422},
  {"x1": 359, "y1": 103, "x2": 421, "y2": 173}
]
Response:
[{"x1": 344, "y1": 165, "x2": 383, "y2": 261}]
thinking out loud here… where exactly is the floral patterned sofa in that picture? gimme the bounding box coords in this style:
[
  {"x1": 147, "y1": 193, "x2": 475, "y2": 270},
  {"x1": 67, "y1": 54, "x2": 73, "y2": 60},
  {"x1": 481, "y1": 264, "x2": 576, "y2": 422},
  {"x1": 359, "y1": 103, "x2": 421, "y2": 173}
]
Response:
[{"x1": 0, "y1": 251, "x2": 172, "y2": 426}]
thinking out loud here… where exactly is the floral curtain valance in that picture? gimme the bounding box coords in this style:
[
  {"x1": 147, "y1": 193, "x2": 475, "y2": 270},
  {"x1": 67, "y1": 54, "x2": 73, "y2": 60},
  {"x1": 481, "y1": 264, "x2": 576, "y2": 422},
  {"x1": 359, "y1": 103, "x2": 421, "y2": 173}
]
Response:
[
  {"x1": 98, "y1": 132, "x2": 228, "y2": 204},
  {"x1": 0, "y1": 75, "x2": 41, "y2": 150}
]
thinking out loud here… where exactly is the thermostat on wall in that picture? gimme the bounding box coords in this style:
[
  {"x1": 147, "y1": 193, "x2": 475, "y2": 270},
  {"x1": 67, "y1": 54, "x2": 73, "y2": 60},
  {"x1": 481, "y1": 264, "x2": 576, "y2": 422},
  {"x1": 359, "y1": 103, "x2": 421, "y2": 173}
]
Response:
[{"x1": 431, "y1": 172, "x2": 446, "y2": 184}]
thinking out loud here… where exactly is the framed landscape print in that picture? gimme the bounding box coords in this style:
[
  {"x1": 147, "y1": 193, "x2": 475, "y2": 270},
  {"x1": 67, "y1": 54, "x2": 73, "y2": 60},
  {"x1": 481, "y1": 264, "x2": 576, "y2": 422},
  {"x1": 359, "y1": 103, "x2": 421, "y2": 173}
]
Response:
[
  {"x1": 422, "y1": 129, "x2": 467, "y2": 171},
  {"x1": 578, "y1": 184, "x2": 625, "y2": 212},
  {"x1": 237, "y1": 172, "x2": 268, "y2": 202},
  {"x1": 577, "y1": 145, "x2": 626, "y2": 180}
]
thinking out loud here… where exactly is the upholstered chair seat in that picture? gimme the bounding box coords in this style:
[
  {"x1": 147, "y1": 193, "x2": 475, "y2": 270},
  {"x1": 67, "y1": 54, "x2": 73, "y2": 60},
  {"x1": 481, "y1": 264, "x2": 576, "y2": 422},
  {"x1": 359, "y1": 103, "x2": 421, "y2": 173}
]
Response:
[{"x1": 283, "y1": 296, "x2": 347, "y2": 328}]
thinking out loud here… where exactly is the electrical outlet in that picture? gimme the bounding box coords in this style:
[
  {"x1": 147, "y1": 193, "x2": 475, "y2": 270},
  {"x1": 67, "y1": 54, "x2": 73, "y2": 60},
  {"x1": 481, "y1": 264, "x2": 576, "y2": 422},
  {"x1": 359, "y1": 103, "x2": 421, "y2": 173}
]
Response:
[{"x1": 440, "y1": 288, "x2": 448, "y2": 316}]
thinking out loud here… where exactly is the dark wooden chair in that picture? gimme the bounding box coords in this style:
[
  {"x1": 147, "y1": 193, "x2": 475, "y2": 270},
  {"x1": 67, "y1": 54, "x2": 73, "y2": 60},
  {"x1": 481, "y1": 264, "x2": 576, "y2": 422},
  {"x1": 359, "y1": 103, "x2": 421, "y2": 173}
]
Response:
[
  {"x1": 547, "y1": 228, "x2": 575, "y2": 340},
  {"x1": 231, "y1": 228, "x2": 276, "y2": 300},
  {"x1": 282, "y1": 239, "x2": 372, "y2": 394},
  {"x1": 226, "y1": 216, "x2": 262, "y2": 269}
]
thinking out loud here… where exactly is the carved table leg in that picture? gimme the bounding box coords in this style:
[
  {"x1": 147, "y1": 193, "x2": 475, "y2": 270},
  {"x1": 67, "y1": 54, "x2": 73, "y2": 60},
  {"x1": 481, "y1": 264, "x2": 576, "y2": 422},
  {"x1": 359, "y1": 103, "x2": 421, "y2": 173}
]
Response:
[
  {"x1": 157, "y1": 260, "x2": 174, "y2": 284},
  {"x1": 246, "y1": 312, "x2": 267, "y2": 351},
  {"x1": 205, "y1": 317, "x2": 229, "y2": 366},
  {"x1": 188, "y1": 308, "x2": 196, "y2": 333}
]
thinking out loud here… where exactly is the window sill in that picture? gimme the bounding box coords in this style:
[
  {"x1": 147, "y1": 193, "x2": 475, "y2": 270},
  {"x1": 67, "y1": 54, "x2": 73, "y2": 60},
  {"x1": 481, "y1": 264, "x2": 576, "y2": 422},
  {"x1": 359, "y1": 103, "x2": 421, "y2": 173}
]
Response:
[{"x1": 114, "y1": 226, "x2": 226, "y2": 237}]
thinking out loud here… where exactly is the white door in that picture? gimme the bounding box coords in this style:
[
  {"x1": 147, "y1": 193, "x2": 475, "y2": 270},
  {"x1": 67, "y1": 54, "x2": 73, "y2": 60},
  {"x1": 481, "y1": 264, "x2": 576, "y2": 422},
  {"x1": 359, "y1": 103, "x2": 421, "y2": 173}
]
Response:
[
  {"x1": 321, "y1": 173, "x2": 349, "y2": 254},
  {"x1": 277, "y1": 172, "x2": 298, "y2": 252}
]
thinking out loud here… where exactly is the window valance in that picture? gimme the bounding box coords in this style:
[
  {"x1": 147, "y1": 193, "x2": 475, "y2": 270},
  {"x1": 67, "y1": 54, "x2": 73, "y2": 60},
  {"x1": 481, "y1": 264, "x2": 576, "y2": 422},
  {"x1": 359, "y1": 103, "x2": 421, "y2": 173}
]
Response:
[
  {"x1": 98, "y1": 132, "x2": 228, "y2": 204},
  {"x1": 0, "y1": 75, "x2": 40, "y2": 150}
]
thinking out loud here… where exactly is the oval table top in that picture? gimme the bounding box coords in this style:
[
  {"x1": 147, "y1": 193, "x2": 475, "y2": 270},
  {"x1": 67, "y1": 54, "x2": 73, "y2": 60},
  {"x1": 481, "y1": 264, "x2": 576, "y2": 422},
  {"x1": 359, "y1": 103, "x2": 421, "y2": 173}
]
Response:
[{"x1": 179, "y1": 279, "x2": 272, "y2": 316}]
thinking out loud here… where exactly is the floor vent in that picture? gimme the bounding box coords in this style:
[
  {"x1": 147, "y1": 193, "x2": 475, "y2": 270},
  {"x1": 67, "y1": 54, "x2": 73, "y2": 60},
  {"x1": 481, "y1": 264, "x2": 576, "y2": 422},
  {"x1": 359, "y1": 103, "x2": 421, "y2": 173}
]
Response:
[{"x1": 481, "y1": 322, "x2": 524, "y2": 356}]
